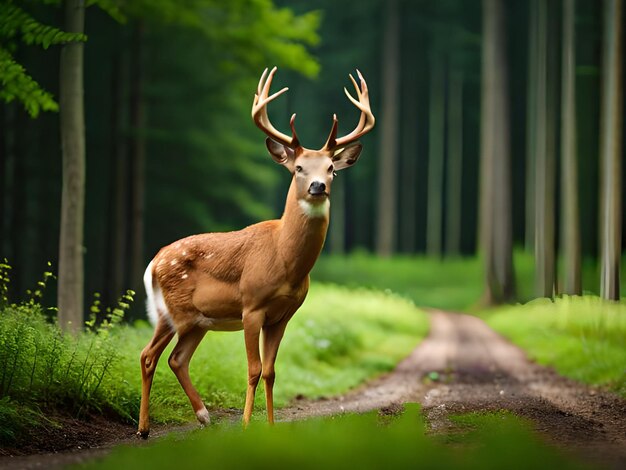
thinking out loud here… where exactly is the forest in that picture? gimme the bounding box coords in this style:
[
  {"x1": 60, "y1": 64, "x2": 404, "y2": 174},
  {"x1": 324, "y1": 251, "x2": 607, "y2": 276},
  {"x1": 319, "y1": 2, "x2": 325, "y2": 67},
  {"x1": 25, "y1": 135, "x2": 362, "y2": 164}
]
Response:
[
  {"x1": 1, "y1": 0, "x2": 624, "y2": 313},
  {"x1": 0, "y1": 0, "x2": 625, "y2": 468}
]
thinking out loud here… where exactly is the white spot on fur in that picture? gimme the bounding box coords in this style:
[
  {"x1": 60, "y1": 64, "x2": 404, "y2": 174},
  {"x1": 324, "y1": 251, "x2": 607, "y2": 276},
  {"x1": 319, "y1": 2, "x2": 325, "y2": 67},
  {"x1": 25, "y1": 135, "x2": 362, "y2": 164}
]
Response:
[
  {"x1": 182, "y1": 250, "x2": 187, "y2": 256},
  {"x1": 204, "y1": 253, "x2": 214, "y2": 259},
  {"x1": 170, "y1": 259, "x2": 178, "y2": 265},
  {"x1": 181, "y1": 273, "x2": 188, "y2": 279},
  {"x1": 299, "y1": 199, "x2": 330, "y2": 218}
]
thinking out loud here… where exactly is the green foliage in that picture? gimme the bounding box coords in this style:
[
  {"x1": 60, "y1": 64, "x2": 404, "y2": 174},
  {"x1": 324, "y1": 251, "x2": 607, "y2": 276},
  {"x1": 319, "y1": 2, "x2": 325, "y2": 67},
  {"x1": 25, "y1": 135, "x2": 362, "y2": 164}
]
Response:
[
  {"x1": 81, "y1": 405, "x2": 588, "y2": 470},
  {"x1": 107, "y1": 0, "x2": 320, "y2": 76},
  {"x1": 0, "y1": 265, "x2": 137, "y2": 445},
  {"x1": 0, "y1": 45, "x2": 57, "y2": 117},
  {"x1": 483, "y1": 296, "x2": 626, "y2": 396},
  {"x1": 0, "y1": 0, "x2": 86, "y2": 117}
]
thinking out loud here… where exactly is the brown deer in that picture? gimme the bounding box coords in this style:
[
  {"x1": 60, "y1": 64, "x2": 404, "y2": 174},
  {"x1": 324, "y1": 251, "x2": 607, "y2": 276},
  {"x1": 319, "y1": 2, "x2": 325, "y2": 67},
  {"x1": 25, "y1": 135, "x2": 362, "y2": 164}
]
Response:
[{"x1": 137, "y1": 67, "x2": 375, "y2": 437}]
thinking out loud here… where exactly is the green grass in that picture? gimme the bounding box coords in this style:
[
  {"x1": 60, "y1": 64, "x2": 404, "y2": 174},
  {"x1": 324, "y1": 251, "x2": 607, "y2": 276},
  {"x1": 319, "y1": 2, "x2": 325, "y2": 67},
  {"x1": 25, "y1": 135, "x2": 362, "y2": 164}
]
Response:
[
  {"x1": 77, "y1": 404, "x2": 589, "y2": 470},
  {"x1": 0, "y1": 283, "x2": 428, "y2": 441},
  {"x1": 313, "y1": 251, "x2": 626, "y2": 310},
  {"x1": 312, "y1": 251, "x2": 537, "y2": 310},
  {"x1": 482, "y1": 296, "x2": 626, "y2": 397}
]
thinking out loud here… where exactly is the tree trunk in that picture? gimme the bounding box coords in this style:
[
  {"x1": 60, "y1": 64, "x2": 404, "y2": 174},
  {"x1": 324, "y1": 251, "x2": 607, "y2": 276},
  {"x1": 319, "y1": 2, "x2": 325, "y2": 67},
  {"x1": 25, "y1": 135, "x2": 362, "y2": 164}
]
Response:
[
  {"x1": 58, "y1": 0, "x2": 85, "y2": 333},
  {"x1": 525, "y1": 0, "x2": 538, "y2": 253},
  {"x1": 129, "y1": 22, "x2": 147, "y2": 297},
  {"x1": 560, "y1": 0, "x2": 582, "y2": 295},
  {"x1": 328, "y1": 176, "x2": 345, "y2": 254},
  {"x1": 599, "y1": 0, "x2": 623, "y2": 301},
  {"x1": 479, "y1": 0, "x2": 515, "y2": 304},
  {"x1": 426, "y1": 48, "x2": 445, "y2": 258},
  {"x1": 534, "y1": 0, "x2": 556, "y2": 298},
  {"x1": 0, "y1": 105, "x2": 5, "y2": 256},
  {"x1": 400, "y1": 67, "x2": 418, "y2": 253},
  {"x1": 105, "y1": 53, "x2": 128, "y2": 305},
  {"x1": 375, "y1": 0, "x2": 400, "y2": 257},
  {"x1": 445, "y1": 65, "x2": 463, "y2": 257}
]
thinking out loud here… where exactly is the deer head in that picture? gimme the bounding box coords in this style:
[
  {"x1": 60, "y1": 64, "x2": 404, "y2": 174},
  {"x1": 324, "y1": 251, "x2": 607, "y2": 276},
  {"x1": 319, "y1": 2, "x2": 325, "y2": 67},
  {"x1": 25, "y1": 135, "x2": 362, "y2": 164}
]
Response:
[{"x1": 251, "y1": 67, "x2": 375, "y2": 211}]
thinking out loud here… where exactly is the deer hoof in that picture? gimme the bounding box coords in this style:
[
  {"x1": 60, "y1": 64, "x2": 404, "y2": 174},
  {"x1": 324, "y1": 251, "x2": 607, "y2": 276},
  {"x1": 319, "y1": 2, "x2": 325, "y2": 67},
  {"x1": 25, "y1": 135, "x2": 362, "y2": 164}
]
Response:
[
  {"x1": 136, "y1": 430, "x2": 150, "y2": 439},
  {"x1": 196, "y1": 408, "x2": 211, "y2": 427}
]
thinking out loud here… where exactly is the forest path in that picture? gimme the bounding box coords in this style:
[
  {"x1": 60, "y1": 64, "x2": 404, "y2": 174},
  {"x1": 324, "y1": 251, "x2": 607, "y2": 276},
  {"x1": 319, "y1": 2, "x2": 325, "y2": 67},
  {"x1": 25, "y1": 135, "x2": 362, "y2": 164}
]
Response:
[
  {"x1": 279, "y1": 311, "x2": 626, "y2": 469},
  {"x1": 2, "y1": 311, "x2": 625, "y2": 469}
]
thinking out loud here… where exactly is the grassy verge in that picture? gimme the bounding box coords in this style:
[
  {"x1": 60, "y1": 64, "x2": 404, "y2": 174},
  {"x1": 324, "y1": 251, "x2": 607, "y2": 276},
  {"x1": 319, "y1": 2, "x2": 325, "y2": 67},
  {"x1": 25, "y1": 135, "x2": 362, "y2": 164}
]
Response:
[
  {"x1": 482, "y1": 296, "x2": 626, "y2": 397},
  {"x1": 77, "y1": 404, "x2": 588, "y2": 470},
  {"x1": 0, "y1": 282, "x2": 428, "y2": 442}
]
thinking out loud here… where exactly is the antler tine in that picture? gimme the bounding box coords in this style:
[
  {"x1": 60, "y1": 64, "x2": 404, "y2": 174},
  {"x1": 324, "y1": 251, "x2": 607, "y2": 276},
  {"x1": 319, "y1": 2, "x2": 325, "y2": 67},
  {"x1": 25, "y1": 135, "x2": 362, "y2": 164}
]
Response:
[
  {"x1": 323, "y1": 70, "x2": 375, "y2": 150},
  {"x1": 322, "y1": 114, "x2": 339, "y2": 150},
  {"x1": 251, "y1": 66, "x2": 299, "y2": 148}
]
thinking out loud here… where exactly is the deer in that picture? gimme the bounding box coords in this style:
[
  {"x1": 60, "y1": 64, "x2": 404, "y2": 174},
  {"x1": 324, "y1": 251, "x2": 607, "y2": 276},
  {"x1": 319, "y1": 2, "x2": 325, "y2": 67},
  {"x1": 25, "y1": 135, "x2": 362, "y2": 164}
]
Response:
[{"x1": 137, "y1": 66, "x2": 375, "y2": 438}]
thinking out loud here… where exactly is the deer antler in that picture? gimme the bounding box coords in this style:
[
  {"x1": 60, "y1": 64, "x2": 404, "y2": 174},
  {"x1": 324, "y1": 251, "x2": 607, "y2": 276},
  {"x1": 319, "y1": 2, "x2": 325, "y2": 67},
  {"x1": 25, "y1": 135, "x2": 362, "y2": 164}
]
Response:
[
  {"x1": 322, "y1": 69, "x2": 375, "y2": 150},
  {"x1": 252, "y1": 67, "x2": 300, "y2": 148}
]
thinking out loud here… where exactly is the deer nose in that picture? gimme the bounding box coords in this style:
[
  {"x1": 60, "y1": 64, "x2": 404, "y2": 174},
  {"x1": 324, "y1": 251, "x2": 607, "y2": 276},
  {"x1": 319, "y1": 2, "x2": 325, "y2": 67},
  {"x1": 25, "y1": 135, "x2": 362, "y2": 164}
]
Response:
[{"x1": 308, "y1": 181, "x2": 326, "y2": 195}]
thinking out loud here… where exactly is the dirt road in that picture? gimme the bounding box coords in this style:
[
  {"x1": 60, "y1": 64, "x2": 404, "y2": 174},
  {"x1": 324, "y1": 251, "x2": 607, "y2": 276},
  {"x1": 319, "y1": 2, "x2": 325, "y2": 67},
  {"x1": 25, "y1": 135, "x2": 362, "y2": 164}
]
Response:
[
  {"x1": 2, "y1": 311, "x2": 625, "y2": 469},
  {"x1": 282, "y1": 311, "x2": 626, "y2": 468}
]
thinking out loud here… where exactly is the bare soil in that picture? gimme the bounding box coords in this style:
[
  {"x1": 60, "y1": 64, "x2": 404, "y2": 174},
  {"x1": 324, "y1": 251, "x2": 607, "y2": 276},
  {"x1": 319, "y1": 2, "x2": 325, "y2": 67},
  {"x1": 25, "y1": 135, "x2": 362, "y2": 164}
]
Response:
[{"x1": 2, "y1": 311, "x2": 625, "y2": 469}]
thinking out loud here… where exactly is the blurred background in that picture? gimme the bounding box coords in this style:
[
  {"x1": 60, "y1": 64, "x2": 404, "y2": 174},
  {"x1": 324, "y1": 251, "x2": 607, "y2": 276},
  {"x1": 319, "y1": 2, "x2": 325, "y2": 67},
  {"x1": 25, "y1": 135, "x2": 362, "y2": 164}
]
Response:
[{"x1": 0, "y1": 0, "x2": 624, "y2": 316}]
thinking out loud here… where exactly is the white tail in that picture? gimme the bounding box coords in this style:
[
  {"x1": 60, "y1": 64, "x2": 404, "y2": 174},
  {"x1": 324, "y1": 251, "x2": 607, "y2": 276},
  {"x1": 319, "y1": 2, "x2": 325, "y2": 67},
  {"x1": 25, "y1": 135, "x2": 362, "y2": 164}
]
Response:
[{"x1": 137, "y1": 67, "x2": 375, "y2": 437}]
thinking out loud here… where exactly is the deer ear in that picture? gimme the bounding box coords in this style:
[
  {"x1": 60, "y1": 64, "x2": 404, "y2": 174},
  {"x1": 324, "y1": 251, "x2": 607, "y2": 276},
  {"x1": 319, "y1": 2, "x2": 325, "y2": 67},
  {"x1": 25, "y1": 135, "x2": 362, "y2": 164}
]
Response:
[
  {"x1": 332, "y1": 142, "x2": 362, "y2": 171},
  {"x1": 266, "y1": 138, "x2": 295, "y2": 171}
]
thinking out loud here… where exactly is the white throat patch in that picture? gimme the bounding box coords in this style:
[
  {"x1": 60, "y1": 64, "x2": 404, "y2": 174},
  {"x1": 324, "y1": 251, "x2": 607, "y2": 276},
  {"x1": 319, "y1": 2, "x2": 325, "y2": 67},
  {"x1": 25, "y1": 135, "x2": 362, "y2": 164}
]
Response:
[{"x1": 299, "y1": 199, "x2": 330, "y2": 218}]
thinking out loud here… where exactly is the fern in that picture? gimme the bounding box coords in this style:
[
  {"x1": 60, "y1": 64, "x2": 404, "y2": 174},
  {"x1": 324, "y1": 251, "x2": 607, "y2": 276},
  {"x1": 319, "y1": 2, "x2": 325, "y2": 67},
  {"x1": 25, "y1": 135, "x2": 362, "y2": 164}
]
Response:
[
  {"x1": 0, "y1": 46, "x2": 58, "y2": 117},
  {"x1": 0, "y1": 2, "x2": 86, "y2": 48},
  {"x1": 0, "y1": 0, "x2": 86, "y2": 117}
]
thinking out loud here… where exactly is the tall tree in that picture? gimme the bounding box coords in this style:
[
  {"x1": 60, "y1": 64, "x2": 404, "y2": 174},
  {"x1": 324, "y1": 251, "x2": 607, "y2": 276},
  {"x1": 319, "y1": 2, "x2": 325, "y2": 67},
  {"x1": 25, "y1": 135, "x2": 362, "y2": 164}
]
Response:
[
  {"x1": 58, "y1": 0, "x2": 85, "y2": 332},
  {"x1": 479, "y1": 0, "x2": 515, "y2": 304},
  {"x1": 560, "y1": 0, "x2": 582, "y2": 295},
  {"x1": 375, "y1": 0, "x2": 400, "y2": 257},
  {"x1": 445, "y1": 60, "x2": 464, "y2": 257},
  {"x1": 105, "y1": 51, "x2": 129, "y2": 306},
  {"x1": 599, "y1": 0, "x2": 623, "y2": 301},
  {"x1": 533, "y1": 0, "x2": 556, "y2": 298},
  {"x1": 128, "y1": 22, "x2": 146, "y2": 302},
  {"x1": 525, "y1": 0, "x2": 538, "y2": 253},
  {"x1": 426, "y1": 47, "x2": 445, "y2": 258}
]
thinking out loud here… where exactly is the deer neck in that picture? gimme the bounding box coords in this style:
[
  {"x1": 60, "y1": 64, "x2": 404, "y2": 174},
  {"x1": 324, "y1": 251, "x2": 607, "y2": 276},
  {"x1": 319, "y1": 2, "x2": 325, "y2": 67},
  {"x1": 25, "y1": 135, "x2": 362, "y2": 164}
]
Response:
[{"x1": 277, "y1": 179, "x2": 329, "y2": 283}]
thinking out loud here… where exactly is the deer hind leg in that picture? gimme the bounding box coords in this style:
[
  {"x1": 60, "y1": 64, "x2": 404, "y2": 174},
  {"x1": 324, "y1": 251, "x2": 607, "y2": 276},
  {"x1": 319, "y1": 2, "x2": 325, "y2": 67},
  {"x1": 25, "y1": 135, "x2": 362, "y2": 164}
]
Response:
[
  {"x1": 138, "y1": 317, "x2": 175, "y2": 438},
  {"x1": 261, "y1": 320, "x2": 289, "y2": 424},
  {"x1": 242, "y1": 311, "x2": 264, "y2": 427},
  {"x1": 168, "y1": 325, "x2": 210, "y2": 426}
]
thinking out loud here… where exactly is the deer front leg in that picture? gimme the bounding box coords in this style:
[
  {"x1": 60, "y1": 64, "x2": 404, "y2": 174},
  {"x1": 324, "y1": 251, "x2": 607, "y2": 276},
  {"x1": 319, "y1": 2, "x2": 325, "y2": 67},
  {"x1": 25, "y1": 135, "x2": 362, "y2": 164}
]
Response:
[
  {"x1": 242, "y1": 311, "x2": 264, "y2": 427},
  {"x1": 168, "y1": 325, "x2": 210, "y2": 426},
  {"x1": 262, "y1": 320, "x2": 289, "y2": 424},
  {"x1": 138, "y1": 317, "x2": 176, "y2": 438}
]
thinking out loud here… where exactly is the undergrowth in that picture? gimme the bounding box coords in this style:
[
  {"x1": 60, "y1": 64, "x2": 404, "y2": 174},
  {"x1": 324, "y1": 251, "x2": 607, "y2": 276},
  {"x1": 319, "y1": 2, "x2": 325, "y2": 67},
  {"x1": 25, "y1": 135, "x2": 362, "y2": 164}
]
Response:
[
  {"x1": 483, "y1": 296, "x2": 626, "y2": 397},
  {"x1": 0, "y1": 261, "x2": 137, "y2": 445}
]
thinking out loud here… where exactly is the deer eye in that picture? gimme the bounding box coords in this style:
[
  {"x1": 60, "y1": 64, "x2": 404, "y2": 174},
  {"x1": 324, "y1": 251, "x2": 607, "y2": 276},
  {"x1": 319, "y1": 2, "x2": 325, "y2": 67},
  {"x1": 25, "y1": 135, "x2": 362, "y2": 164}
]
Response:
[{"x1": 295, "y1": 165, "x2": 303, "y2": 173}]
